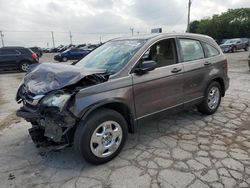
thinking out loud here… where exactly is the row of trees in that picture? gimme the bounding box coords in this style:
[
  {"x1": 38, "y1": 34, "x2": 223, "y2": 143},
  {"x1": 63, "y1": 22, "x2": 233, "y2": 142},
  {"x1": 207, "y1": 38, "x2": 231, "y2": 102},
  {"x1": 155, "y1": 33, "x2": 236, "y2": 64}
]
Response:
[{"x1": 190, "y1": 8, "x2": 250, "y2": 43}]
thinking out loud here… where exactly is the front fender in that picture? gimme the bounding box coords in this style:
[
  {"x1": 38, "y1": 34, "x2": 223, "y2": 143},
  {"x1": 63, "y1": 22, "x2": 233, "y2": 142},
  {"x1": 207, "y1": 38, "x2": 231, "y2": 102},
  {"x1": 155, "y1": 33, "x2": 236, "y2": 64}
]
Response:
[{"x1": 70, "y1": 87, "x2": 133, "y2": 117}]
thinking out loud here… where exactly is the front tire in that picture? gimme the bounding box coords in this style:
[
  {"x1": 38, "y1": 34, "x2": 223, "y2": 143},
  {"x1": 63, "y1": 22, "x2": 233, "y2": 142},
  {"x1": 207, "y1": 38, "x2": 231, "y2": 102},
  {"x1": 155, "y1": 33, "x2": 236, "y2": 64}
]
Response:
[
  {"x1": 197, "y1": 81, "x2": 222, "y2": 115},
  {"x1": 74, "y1": 108, "x2": 128, "y2": 164},
  {"x1": 62, "y1": 57, "x2": 67, "y2": 62}
]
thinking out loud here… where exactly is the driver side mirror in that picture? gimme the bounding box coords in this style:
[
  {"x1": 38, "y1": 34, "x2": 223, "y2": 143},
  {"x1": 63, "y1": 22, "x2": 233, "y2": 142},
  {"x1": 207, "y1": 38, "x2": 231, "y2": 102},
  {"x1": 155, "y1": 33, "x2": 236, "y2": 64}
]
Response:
[{"x1": 134, "y1": 60, "x2": 157, "y2": 75}]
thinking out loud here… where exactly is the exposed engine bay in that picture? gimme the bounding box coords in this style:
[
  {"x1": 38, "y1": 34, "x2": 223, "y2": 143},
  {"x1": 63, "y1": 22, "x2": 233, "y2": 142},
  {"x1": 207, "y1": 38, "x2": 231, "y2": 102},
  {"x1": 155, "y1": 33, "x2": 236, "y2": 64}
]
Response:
[{"x1": 16, "y1": 63, "x2": 109, "y2": 147}]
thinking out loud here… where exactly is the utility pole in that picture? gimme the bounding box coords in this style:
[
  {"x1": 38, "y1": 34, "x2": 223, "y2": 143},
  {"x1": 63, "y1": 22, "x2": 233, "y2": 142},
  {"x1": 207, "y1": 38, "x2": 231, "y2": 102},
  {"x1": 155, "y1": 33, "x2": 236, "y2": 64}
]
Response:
[
  {"x1": 186, "y1": 0, "x2": 192, "y2": 33},
  {"x1": 99, "y1": 35, "x2": 102, "y2": 44},
  {"x1": 130, "y1": 28, "x2": 134, "y2": 36},
  {"x1": 51, "y1": 31, "x2": 55, "y2": 48},
  {"x1": 0, "y1": 31, "x2": 4, "y2": 47},
  {"x1": 69, "y1": 31, "x2": 72, "y2": 45}
]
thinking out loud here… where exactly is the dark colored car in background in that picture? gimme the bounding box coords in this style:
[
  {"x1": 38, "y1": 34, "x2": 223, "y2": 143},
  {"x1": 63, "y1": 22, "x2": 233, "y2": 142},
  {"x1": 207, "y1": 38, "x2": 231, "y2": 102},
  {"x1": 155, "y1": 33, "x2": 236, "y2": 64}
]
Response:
[
  {"x1": 220, "y1": 38, "x2": 249, "y2": 53},
  {"x1": 248, "y1": 52, "x2": 250, "y2": 70},
  {"x1": 30, "y1": 47, "x2": 43, "y2": 57},
  {"x1": 0, "y1": 47, "x2": 39, "y2": 72},
  {"x1": 16, "y1": 33, "x2": 229, "y2": 164},
  {"x1": 54, "y1": 48, "x2": 91, "y2": 62}
]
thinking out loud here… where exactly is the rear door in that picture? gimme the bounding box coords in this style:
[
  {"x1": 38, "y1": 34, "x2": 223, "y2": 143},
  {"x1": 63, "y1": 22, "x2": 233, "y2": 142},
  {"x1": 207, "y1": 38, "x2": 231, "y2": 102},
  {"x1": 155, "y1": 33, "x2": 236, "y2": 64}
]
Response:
[
  {"x1": 177, "y1": 38, "x2": 208, "y2": 106},
  {"x1": 0, "y1": 49, "x2": 20, "y2": 69},
  {"x1": 132, "y1": 38, "x2": 184, "y2": 119}
]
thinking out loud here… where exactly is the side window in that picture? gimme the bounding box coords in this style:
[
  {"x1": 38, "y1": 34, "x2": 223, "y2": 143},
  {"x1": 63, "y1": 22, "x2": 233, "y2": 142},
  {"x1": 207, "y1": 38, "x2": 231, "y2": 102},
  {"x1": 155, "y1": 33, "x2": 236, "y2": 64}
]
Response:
[
  {"x1": 140, "y1": 38, "x2": 177, "y2": 68},
  {"x1": 2, "y1": 49, "x2": 18, "y2": 55},
  {"x1": 203, "y1": 43, "x2": 220, "y2": 57},
  {"x1": 179, "y1": 39, "x2": 204, "y2": 62}
]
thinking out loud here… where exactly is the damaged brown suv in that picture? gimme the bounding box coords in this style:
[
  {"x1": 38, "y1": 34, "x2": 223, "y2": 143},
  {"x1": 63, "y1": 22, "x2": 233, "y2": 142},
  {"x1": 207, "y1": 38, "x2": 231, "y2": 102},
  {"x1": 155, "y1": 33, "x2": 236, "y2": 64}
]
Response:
[{"x1": 16, "y1": 33, "x2": 229, "y2": 164}]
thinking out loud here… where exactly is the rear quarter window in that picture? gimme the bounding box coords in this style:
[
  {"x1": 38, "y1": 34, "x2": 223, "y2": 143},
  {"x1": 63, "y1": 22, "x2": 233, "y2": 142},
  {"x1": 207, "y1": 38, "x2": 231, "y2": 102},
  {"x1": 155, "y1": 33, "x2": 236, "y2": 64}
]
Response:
[
  {"x1": 22, "y1": 48, "x2": 34, "y2": 55},
  {"x1": 179, "y1": 39, "x2": 205, "y2": 62},
  {"x1": 203, "y1": 43, "x2": 220, "y2": 57}
]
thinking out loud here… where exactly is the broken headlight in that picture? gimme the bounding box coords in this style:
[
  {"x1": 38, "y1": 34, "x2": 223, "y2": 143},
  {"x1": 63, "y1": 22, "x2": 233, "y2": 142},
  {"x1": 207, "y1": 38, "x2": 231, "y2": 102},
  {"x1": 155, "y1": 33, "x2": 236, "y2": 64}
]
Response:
[{"x1": 41, "y1": 92, "x2": 71, "y2": 111}]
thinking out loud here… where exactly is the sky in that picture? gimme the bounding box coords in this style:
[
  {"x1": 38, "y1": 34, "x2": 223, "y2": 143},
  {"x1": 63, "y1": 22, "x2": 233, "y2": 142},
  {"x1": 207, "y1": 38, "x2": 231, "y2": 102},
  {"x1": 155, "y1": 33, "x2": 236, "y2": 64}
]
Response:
[{"x1": 0, "y1": 0, "x2": 249, "y2": 47}]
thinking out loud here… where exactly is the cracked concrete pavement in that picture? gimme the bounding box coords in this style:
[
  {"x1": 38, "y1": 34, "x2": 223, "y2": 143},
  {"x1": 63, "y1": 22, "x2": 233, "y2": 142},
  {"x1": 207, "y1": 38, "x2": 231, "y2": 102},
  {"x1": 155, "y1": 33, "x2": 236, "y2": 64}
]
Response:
[{"x1": 0, "y1": 51, "x2": 250, "y2": 188}]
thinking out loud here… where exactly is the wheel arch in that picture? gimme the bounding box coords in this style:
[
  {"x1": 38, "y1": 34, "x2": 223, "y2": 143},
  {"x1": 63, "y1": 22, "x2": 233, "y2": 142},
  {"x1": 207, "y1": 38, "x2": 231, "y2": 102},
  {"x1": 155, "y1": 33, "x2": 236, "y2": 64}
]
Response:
[
  {"x1": 208, "y1": 77, "x2": 225, "y2": 97},
  {"x1": 18, "y1": 60, "x2": 32, "y2": 71},
  {"x1": 80, "y1": 101, "x2": 136, "y2": 133},
  {"x1": 19, "y1": 59, "x2": 31, "y2": 65}
]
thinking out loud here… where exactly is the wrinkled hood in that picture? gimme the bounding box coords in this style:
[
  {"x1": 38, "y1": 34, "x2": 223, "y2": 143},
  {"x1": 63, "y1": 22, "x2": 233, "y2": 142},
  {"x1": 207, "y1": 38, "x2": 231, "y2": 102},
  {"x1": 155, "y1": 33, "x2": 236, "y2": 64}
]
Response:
[{"x1": 23, "y1": 63, "x2": 106, "y2": 95}]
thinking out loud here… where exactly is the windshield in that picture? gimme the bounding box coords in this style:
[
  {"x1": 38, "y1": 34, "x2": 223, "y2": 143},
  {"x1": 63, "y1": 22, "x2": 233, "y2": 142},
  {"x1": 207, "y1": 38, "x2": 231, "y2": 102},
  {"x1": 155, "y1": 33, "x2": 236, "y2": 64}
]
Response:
[
  {"x1": 224, "y1": 39, "x2": 238, "y2": 44},
  {"x1": 62, "y1": 48, "x2": 71, "y2": 53},
  {"x1": 75, "y1": 39, "x2": 146, "y2": 74}
]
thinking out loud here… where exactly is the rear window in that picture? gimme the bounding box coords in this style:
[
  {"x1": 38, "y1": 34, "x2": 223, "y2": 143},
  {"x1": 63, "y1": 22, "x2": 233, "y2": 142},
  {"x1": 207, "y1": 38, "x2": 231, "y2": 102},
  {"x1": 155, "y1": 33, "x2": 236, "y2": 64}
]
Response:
[
  {"x1": 203, "y1": 43, "x2": 220, "y2": 57},
  {"x1": 179, "y1": 39, "x2": 205, "y2": 62},
  {"x1": 23, "y1": 48, "x2": 34, "y2": 54}
]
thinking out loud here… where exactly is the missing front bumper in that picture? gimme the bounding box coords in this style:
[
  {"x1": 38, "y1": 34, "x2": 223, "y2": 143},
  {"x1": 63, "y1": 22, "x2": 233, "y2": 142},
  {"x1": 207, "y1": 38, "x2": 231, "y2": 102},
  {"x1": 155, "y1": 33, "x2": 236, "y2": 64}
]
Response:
[{"x1": 16, "y1": 106, "x2": 77, "y2": 145}]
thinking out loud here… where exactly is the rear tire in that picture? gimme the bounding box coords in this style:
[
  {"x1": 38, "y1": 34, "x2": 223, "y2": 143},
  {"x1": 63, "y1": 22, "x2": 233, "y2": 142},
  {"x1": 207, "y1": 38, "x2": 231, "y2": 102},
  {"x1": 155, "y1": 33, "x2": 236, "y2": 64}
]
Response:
[
  {"x1": 244, "y1": 46, "x2": 249, "y2": 51},
  {"x1": 19, "y1": 61, "x2": 30, "y2": 72},
  {"x1": 197, "y1": 81, "x2": 222, "y2": 115},
  {"x1": 74, "y1": 108, "x2": 128, "y2": 164}
]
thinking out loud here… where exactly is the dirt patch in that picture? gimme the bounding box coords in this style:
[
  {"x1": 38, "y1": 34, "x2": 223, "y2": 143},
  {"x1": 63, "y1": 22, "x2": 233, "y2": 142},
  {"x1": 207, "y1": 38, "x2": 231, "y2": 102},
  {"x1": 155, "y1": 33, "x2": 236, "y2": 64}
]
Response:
[{"x1": 0, "y1": 112, "x2": 21, "y2": 130}]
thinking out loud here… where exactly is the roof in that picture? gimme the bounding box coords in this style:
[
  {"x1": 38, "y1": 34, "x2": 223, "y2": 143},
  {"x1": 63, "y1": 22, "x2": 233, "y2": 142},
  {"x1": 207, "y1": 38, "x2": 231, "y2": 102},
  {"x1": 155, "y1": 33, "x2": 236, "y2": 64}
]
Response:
[
  {"x1": 112, "y1": 32, "x2": 211, "y2": 41},
  {"x1": 1, "y1": 46, "x2": 26, "y2": 49}
]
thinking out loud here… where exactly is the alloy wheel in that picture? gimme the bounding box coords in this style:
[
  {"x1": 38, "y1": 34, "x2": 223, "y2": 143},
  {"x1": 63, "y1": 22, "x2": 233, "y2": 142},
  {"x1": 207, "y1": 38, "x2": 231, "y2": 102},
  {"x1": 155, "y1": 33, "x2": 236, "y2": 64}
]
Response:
[
  {"x1": 207, "y1": 86, "x2": 220, "y2": 110},
  {"x1": 90, "y1": 120, "x2": 123, "y2": 158},
  {"x1": 21, "y1": 63, "x2": 29, "y2": 71}
]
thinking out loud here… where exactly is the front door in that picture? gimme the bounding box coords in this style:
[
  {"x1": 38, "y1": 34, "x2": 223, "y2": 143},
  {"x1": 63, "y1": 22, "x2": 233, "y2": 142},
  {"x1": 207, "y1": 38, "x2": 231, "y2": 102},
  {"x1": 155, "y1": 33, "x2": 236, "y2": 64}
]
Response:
[{"x1": 132, "y1": 38, "x2": 184, "y2": 119}]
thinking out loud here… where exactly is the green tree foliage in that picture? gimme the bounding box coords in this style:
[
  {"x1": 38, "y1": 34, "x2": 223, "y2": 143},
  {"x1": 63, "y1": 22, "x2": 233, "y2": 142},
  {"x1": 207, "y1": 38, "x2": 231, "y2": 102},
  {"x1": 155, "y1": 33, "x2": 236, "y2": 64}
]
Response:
[{"x1": 190, "y1": 8, "x2": 250, "y2": 42}]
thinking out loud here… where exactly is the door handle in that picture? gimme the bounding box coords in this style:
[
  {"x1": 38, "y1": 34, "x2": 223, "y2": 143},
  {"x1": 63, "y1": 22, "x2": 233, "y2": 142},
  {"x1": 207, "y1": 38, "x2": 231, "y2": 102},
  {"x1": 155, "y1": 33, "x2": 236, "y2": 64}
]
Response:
[
  {"x1": 171, "y1": 68, "x2": 182, "y2": 73},
  {"x1": 204, "y1": 61, "x2": 211, "y2": 66}
]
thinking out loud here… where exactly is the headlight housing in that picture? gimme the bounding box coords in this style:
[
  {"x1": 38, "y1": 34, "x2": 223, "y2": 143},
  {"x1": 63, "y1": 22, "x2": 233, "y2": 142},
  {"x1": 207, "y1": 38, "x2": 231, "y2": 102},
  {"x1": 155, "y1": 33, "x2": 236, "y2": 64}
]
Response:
[{"x1": 41, "y1": 91, "x2": 71, "y2": 111}]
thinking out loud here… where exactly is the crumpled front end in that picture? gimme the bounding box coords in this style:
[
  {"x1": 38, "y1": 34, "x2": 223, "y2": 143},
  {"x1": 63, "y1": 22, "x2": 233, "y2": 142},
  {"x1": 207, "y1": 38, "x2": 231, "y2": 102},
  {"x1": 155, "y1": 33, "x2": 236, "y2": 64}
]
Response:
[
  {"x1": 15, "y1": 63, "x2": 109, "y2": 147},
  {"x1": 16, "y1": 88, "x2": 77, "y2": 147},
  {"x1": 220, "y1": 44, "x2": 232, "y2": 53}
]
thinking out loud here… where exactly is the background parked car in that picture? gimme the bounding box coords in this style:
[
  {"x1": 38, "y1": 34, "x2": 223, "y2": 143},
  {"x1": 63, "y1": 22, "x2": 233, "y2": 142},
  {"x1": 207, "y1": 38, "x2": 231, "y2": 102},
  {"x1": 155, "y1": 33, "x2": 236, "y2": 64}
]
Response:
[
  {"x1": 248, "y1": 52, "x2": 250, "y2": 70},
  {"x1": 220, "y1": 38, "x2": 249, "y2": 53},
  {"x1": 30, "y1": 47, "x2": 43, "y2": 57},
  {"x1": 54, "y1": 48, "x2": 91, "y2": 62},
  {"x1": 0, "y1": 46, "x2": 39, "y2": 72}
]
